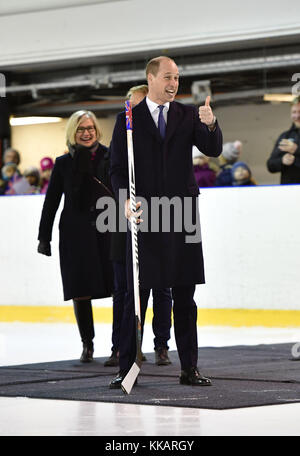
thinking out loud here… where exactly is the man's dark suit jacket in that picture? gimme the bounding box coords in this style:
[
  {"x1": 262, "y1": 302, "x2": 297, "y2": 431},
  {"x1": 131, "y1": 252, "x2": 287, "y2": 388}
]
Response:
[{"x1": 110, "y1": 98, "x2": 223, "y2": 290}]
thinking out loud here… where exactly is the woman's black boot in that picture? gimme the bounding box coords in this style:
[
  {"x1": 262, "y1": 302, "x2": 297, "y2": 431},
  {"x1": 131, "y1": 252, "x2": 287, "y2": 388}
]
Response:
[{"x1": 73, "y1": 299, "x2": 95, "y2": 362}]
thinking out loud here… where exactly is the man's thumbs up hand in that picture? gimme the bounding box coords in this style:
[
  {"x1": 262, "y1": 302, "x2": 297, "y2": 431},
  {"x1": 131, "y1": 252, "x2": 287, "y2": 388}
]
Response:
[{"x1": 199, "y1": 95, "x2": 215, "y2": 128}]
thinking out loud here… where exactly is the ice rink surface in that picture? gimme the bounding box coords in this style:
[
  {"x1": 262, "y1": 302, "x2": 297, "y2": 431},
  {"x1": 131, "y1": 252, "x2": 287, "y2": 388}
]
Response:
[{"x1": 1, "y1": 322, "x2": 300, "y2": 436}]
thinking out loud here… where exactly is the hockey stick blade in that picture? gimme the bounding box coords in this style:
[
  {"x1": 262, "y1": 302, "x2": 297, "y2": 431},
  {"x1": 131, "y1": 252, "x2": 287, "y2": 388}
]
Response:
[{"x1": 121, "y1": 362, "x2": 140, "y2": 394}]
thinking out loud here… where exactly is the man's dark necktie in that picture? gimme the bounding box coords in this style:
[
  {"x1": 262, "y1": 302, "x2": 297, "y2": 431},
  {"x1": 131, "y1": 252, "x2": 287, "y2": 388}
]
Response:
[{"x1": 158, "y1": 105, "x2": 166, "y2": 139}]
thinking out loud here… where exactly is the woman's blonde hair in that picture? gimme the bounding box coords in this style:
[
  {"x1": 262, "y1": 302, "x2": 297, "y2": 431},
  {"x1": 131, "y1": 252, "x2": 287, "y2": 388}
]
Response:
[{"x1": 65, "y1": 110, "x2": 101, "y2": 146}]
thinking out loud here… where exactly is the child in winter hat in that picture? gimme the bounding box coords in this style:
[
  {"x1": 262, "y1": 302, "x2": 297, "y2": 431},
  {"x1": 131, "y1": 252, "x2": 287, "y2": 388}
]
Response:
[
  {"x1": 215, "y1": 141, "x2": 243, "y2": 187},
  {"x1": 231, "y1": 161, "x2": 256, "y2": 186},
  {"x1": 0, "y1": 162, "x2": 20, "y2": 195},
  {"x1": 221, "y1": 141, "x2": 242, "y2": 164},
  {"x1": 40, "y1": 157, "x2": 54, "y2": 194}
]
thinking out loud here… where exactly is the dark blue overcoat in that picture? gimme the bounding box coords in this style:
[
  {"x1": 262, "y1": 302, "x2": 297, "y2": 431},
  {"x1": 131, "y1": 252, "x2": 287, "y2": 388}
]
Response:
[{"x1": 110, "y1": 99, "x2": 222, "y2": 290}]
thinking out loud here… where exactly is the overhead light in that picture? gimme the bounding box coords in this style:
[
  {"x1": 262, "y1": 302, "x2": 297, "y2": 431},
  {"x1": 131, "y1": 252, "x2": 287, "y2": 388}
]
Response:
[
  {"x1": 263, "y1": 94, "x2": 294, "y2": 102},
  {"x1": 10, "y1": 116, "x2": 63, "y2": 126}
]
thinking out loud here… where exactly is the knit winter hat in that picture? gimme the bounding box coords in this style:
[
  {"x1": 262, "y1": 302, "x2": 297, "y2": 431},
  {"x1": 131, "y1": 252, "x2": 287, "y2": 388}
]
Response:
[
  {"x1": 222, "y1": 142, "x2": 240, "y2": 163},
  {"x1": 40, "y1": 157, "x2": 54, "y2": 171},
  {"x1": 231, "y1": 161, "x2": 251, "y2": 178}
]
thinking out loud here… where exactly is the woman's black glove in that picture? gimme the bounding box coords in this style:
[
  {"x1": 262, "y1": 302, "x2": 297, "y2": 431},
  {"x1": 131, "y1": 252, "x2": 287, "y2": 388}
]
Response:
[{"x1": 37, "y1": 241, "x2": 51, "y2": 256}]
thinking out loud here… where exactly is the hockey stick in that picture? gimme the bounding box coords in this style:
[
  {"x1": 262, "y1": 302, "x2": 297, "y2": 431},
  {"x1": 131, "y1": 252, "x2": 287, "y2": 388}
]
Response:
[{"x1": 121, "y1": 101, "x2": 143, "y2": 395}]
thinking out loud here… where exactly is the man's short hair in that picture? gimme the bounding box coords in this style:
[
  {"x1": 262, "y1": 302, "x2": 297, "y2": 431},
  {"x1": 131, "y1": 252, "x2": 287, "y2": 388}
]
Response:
[
  {"x1": 126, "y1": 84, "x2": 148, "y2": 99},
  {"x1": 145, "y1": 56, "x2": 175, "y2": 78}
]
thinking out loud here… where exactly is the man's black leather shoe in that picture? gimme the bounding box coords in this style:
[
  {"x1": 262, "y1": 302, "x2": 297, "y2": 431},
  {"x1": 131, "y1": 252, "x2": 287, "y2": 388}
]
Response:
[
  {"x1": 180, "y1": 367, "x2": 211, "y2": 386},
  {"x1": 109, "y1": 372, "x2": 138, "y2": 389}
]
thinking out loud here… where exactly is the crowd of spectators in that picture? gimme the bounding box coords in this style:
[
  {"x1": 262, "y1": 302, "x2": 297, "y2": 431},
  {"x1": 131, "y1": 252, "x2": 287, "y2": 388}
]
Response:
[
  {"x1": 193, "y1": 95, "x2": 300, "y2": 188},
  {"x1": 192, "y1": 139, "x2": 256, "y2": 188},
  {"x1": 0, "y1": 140, "x2": 253, "y2": 197},
  {"x1": 0, "y1": 148, "x2": 54, "y2": 196},
  {"x1": 1, "y1": 96, "x2": 299, "y2": 195}
]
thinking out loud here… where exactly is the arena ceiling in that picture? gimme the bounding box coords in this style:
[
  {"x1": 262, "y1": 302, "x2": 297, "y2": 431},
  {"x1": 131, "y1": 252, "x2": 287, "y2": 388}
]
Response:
[{"x1": 3, "y1": 35, "x2": 300, "y2": 118}]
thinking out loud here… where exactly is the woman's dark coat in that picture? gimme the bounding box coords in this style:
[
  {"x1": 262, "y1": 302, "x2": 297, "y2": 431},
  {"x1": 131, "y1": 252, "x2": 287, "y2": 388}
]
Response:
[{"x1": 38, "y1": 144, "x2": 114, "y2": 301}]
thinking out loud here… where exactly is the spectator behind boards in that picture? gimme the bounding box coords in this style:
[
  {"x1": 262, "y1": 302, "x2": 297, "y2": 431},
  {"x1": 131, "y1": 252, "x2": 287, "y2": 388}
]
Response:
[
  {"x1": 6, "y1": 166, "x2": 41, "y2": 195},
  {"x1": 0, "y1": 148, "x2": 22, "y2": 194},
  {"x1": 2, "y1": 147, "x2": 21, "y2": 168},
  {"x1": 266, "y1": 96, "x2": 300, "y2": 184},
  {"x1": 231, "y1": 161, "x2": 256, "y2": 187},
  {"x1": 0, "y1": 162, "x2": 20, "y2": 195},
  {"x1": 192, "y1": 146, "x2": 216, "y2": 188},
  {"x1": 215, "y1": 140, "x2": 242, "y2": 187},
  {"x1": 40, "y1": 157, "x2": 54, "y2": 194}
]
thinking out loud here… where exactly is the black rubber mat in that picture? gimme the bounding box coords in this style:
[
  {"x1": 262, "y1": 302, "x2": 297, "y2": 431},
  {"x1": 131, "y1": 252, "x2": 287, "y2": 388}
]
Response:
[{"x1": 1, "y1": 343, "x2": 300, "y2": 409}]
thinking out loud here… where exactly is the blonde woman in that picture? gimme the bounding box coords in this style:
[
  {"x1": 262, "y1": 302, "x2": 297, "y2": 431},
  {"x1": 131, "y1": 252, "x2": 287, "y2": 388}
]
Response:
[{"x1": 38, "y1": 110, "x2": 114, "y2": 362}]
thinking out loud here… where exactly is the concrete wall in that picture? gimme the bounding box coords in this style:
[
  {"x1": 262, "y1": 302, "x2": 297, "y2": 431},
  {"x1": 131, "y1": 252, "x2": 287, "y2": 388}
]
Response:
[{"x1": 214, "y1": 102, "x2": 293, "y2": 186}]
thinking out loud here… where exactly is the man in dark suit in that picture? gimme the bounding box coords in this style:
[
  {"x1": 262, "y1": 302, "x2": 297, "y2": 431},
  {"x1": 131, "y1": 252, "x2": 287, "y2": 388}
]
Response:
[{"x1": 109, "y1": 56, "x2": 223, "y2": 388}]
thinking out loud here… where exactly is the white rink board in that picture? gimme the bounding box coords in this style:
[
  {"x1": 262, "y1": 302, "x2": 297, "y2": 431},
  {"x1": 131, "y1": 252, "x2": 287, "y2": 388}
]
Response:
[
  {"x1": 198, "y1": 185, "x2": 300, "y2": 310},
  {"x1": 0, "y1": 185, "x2": 300, "y2": 310}
]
